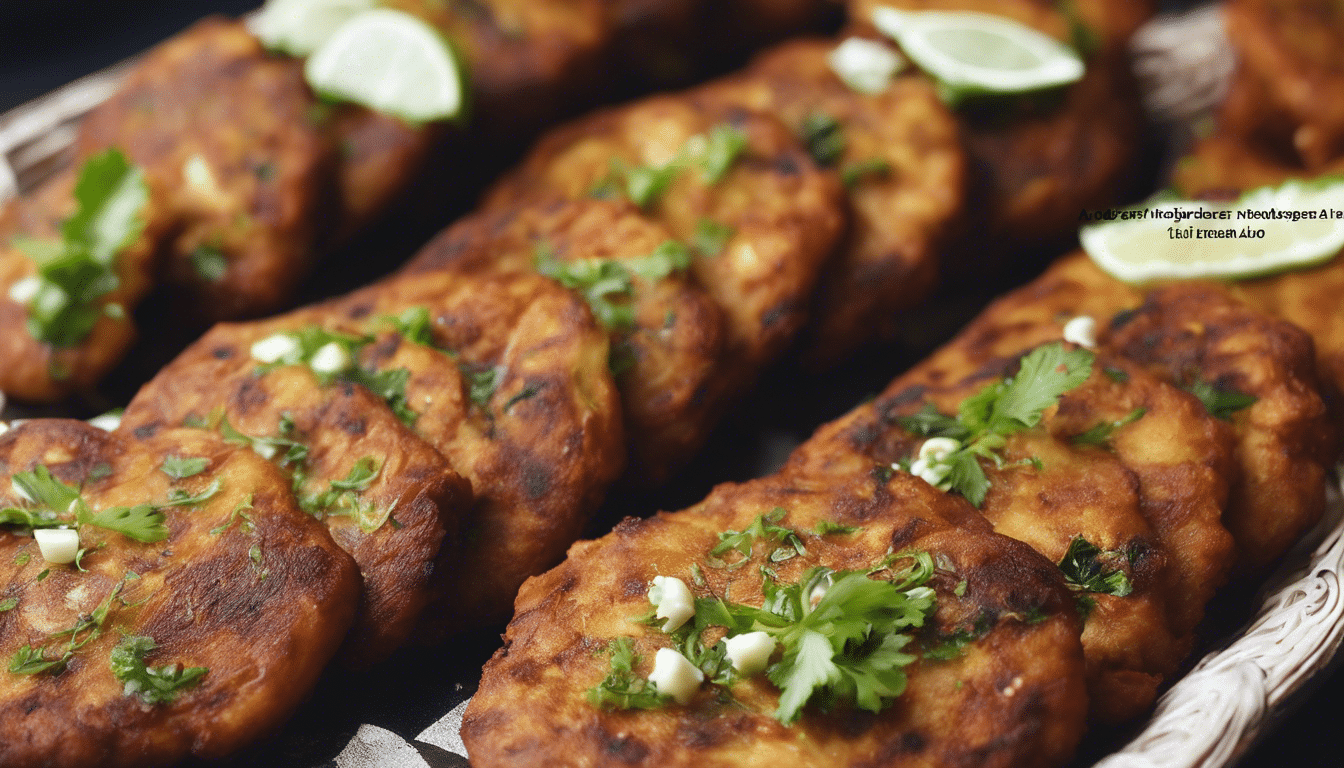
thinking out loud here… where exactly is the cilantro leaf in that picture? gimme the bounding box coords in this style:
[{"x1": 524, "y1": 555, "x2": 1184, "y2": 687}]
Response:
[
  {"x1": 78, "y1": 503, "x2": 169, "y2": 544},
  {"x1": 692, "y1": 219, "x2": 735, "y2": 257},
  {"x1": 992, "y1": 344, "x2": 1094, "y2": 431},
  {"x1": 1057, "y1": 536, "x2": 1133, "y2": 597},
  {"x1": 0, "y1": 597, "x2": 16, "y2": 612},
  {"x1": 841, "y1": 158, "x2": 891, "y2": 188},
  {"x1": 1071, "y1": 407, "x2": 1146, "y2": 446},
  {"x1": 110, "y1": 635, "x2": 207, "y2": 705},
  {"x1": 708, "y1": 507, "x2": 806, "y2": 568},
  {"x1": 378, "y1": 306, "x2": 435, "y2": 347},
  {"x1": 1185, "y1": 380, "x2": 1257, "y2": 421},
  {"x1": 812, "y1": 521, "x2": 862, "y2": 536},
  {"x1": 17, "y1": 149, "x2": 149, "y2": 347},
  {"x1": 691, "y1": 124, "x2": 749, "y2": 184},
  {"x1": 536, "y1": 240, "x2": 692, "y2": 332},
  {"x1": 798, "y1": 113, "x2": 845, "y2": 167},
  {"x1": 345, "y1": 366, "x2": 417, "y2": 427},
  {"x1": 10, "y1": 465, "x2": 82, "y2": 513},
  {"x1": 895, "y1": 403, "x2": 970, "y2": 440},
  {"x1": 587, "y1": 638, "x2": 669, "y2": 710},
  {"x1": 159, "y1": 455, "x2": 209, "y2": 480}
]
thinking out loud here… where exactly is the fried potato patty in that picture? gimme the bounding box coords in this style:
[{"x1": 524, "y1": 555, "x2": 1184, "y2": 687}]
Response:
[
  {"x1": 0, "y1": 172, "x2": 163, "y2": 402},
  {"x1": 786, "y1": 342, "x2": 1234, "y2": 723},
  {"x1": 304, "y1": 269, "x2": 625, "y2": 630},
  {"x1": 464, "y1": 470, "x2": 1087, "y2": 767},
  {"x1": 405, "y1": 197, "x2": 725, "y2": 481},
  {"x1": 846, "y1": 0, "x2": 1152, "y2": 250},
  {"x1": 122, "y1": 350, "x2": 470, "y2": 665},
  {"x1": 0, "y1": 420, "x2": 360, "y2": 768},
  {"x1": 384, "y1": 0, "x2": 610, "y2": 132},
  {"x1": 699, "y1": 38, "x2": 966, "y2": 363},
  {"x1": 77, "y1": 17, "x2": 335, "y2": 320},
  {"x1": 1218, "y1": 0, "x2": 1344, "y2": 168},
  {"x1": 481, "y1": 92, "x2": 847, "y2": 386}
]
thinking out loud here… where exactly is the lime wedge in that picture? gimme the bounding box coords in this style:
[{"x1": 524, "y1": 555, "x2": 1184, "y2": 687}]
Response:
[
  {"x1": 252, "y1": 0, "x2": 376, "y2": 57},
  {"x1": 304, "y1": 9, "x2": 466, "y2": 123},
  {"x1": 871, "y1": 7, "x2": 1083, "y2": 100},
  {"x1": 1081, "y1": 179, "x2": 1344, "y2": 283}
]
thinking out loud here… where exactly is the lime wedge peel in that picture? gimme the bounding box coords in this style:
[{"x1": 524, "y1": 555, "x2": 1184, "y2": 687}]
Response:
[
  {"x1": 871, "y1": 7, "x2": 1084, "y2": 99},
  {"x1": 304, "y1": 9, "x2": 466, "y2": 124},
  {"x1": 251, "y1": 0, "x2": 377, "y2": 58},
  {"x1": 1081, "y1": 178, "x2": 1344, "y2": 284}
]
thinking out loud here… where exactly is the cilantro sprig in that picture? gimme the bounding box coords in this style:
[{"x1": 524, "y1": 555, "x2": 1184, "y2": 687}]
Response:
[
  {"x1": 587, "y1": 637, "x2": 670, "y2": 710},
  {"x1": 535, "y1": 240, "x2": 692, "y2": 331},
  {"x1": 1185, "y1": 379, "x2": 1257, "y2": 421},
  {"x1": 707, "y1": 507, "x2": 806, "y2": 568},
  {"x1": 588, "y1": 123, "x2": 749, "y2": 209},
  {"x1": 110, "y1": 635, "x2": 207, "y2": 705},
  {"x1": 1057, "y1": 536, "x2": 1134, "y2": 598},
  {"x1": 9, "y1": 577, "x2": 129, "y2": 676},
  {"x1": 895, "y1": 343, "x2": 1095, "y2": 506},
  {"x1": 13, "y1": 149, "x2": 149, "y2": 348}
]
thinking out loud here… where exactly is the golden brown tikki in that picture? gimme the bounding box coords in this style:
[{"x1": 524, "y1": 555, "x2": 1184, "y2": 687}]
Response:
[
  {"x1": 464, "y1": 470, "x2": 1088, "y2": 768},
  {"x1": 480, "y1": 92, "x2": 847, "y2": 388},
  {"x1": 405, "y1": 198, "x2": 725, "y2": 482},
  {"x1": 0, "y1": 162, "x2": 164, "y2": 402},
  {"x1": 955, "y1": 252, "x2": 1335, "y2": 571},
  {"x1": 124, "y1": 268, "x2": 623, "y2": 633},
  {"x1": 699, "y1": 38, "x2": 966, "y2": 363},
  {"x1": 1217, "y1": 0, "x2": 1344, "y2": 170},
  {"x1": 383, "y1": 0, "x2": 610, "y2": 131},
  {"x1": 0, "y1": 420, "x2": 360, "y2": 768},
  {"x1": 77, "y1": 17, "x2": 336, "y2": 321},
  {"x1": 786, "y1": 341, "x2": 1236, "y2": 723},
  {"x1": 846, "y1": 0, "x2": 1153, "y2": 250}
]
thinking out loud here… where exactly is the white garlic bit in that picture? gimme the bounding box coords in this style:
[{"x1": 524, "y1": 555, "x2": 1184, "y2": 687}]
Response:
[
  {"x1": 724, "y1": 631, "x2": 777, "y2": 676},
  {"x1": 7, "y1": 276, "x2": 42, "y2": 305},
  {"x1": 250, "y1": 333, "x2": 301, "y2": 364},
  {"x1": 648, "y1": 647, "x2": 704, "y2": 704},
  {"x1": 827, "y1": 37, "x2": 906, "y2": 94},
  {"x1": 308, "y1": 341, "x2": 353, "y2": 375},
  {"x1": 87, "y1": 412, "x2": 122, "y2": 432},
  {"x1": 918, "y1": 437, "x2": 960, "y2": 462},
  {"x1": 34, "y1": 528, "x2": 80, "y2": 565},
  {"x1": 648, "y1": 575, "x2": 695, "y2": 632},
  {"x1": 1062, "y1": 315, "x2": 1098, "y2": 349}
]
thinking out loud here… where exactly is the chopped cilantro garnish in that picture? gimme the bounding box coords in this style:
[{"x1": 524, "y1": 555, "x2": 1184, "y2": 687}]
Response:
[
  {"x1": 298, "y1": 457, "x2": 384, "y2": 531},
  {"x1": 587, "y1": 637, "x2": 669, "y2": 710},
  {"x1": 1070, "y1": 407, "x2": 1145, "y2": 446},
  {"x1": 692, "y1": 218, "x2": 735, "y2": 257},
  {"x1": 692, "y1": 124, "x2": 749, "y2": 184},
  {"x1": 9, "y1": 579, "x2": 124, "y2": 676},
  {"x1": 535, "y1": 240, "x2": 691, "y2": 331},
  {"x1": 812, "y1": 521, "x2": 863, "y2": 536},
  {"x1": 159, "y1": 455, "x2": 209, "y2": 480},
  {"x1": 15, "y1": 149, "x2": 149, "y2": 348},
  {"x1": 0, "y1": 597, "x2": 17, "y2": 612},
  {"x1": 708, "y1": 507, "x2": 806, "y2": 568},
  {"x1": 345, "y1": 366, "x2": 417, "y2": 427},
  {"x1": 588, "y1": 123, "x2": 749, "y2": 209},
  {"x1": 798, "y1": 113, "x2": 845, "y2": 167},
  {"x1": 895, "y1": 343, "x2": 1094, "y2": 506},
  {"x1": 841, "y1": 158, "x2": 891, "y2": 188},
  {"x1": 189, "y1": 245, "x2": 228, "y2": 282},
  {"x1": 110, "y1": 635, "x2": 207, "y2": 705},
  {"x1": 464, "y1": 365, "x2": 504, "y2": 409},
  {"x1": 377, "y1": 306, "x2": 435, "y2": 347},
  {"x1": 1057, "y1": 536, "x2": 1133, "y2": 598},
  {"x1": 1185, "y1": 379, "x2": 1257, "y2": 421}
]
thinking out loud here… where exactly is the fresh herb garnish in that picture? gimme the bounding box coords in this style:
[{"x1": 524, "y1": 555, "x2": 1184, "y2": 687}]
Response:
[
  {"x1": 377, "y1": 306, "x2": 435, "y2": 347},
  {"x1": 1070, "y1": 407, "x2": 1146, "y2": 446},
  {"x1": 691, "y1": 124, "x2": 749, "y2": 184},
  {"x1": 535, "y1": 240, "x2": 692, "y2": 331},
  {"x1": 344, "y1": 366, "x2": 417, "y2": 427},
  {"x1": 692, "y1": 219, "x2": 735, "y2": 257},
  {"x1": 14, "y1": 149, "x2": 149, "y2": 347},
  {"x1": 110, "y1": 635, "x2": 207, "y2": 705},
  {"x1": 0, "y1": 597, "x2": 17, "y2": 612},
  {"x1": 298, "y1": 457, "x2": 384, "y2": 531},
  {"x1": 464, "y1": 365, "x2": 504, "y2": 409},
  {"x1": 588, "y1": 124, "x2": 749, "y2": 209},
  {"x1": 1057, "y1": 536, "x2": 1133, "y2": 598},
  {"x1": 9, "y1": 579, "x2": 125, "y2": 676},
  {"x1": 159, "y1": 455, "x2": 210, "y2": 480},
  {"x1": 841, "y1": 158, "x2": 892, "y2": 188},
  {"x1": 587, "y1": 637, "x2": 670, "y2": 710},
  {"x1": 189, "y1": 245, "x2": 228, "y2": 282},
  {"x1": 895, "y1": 343, "x2": 1094, "y2": 506},
  {"x1": 799, "y1": 113, "x2": 845, "y2": 167},
  {"x1": 1185, "y1": 379, "x2": 1257, "y2": 421},
  {"x1": 708, "y1": 507, "x2": 807, "y2": 568},
  {"x1": 812, "y1": 521, "x2": 863, "y2": 536}
]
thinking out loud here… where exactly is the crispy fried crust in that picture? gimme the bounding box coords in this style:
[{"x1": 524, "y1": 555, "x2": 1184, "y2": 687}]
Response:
[
  {"x1": 0, "y1": 173, "x2": 162, "y2": 402},
  {"x1": 406, "y1": 198, "x2": 726, "y2": 482},
  {"x1": 1219, "y1": 0, "x2": 1344, "y2": 168},
  {"x1": 464, "y1": 471, "x2": 1087, "y2": 767},
  {"x1": 786, "y1": 338, "x2": 1236, "y2": 722},
  {"x1": 311, "y1": 270, "x2": 625, "y2": 629},
  {"x1": 76, "y1": 17, "x2": 335, "y2": 320},
  {"x1": 0, "y1": 420, "x2": 360, "y2": 768},
  {"x1": 481, "y1": 92, "x2": 847, "y2": 384},
  {"x1": 120, "y1": 327, "x2": 470, "y2": 666},
  {"x1": 699, "y1": 39, "x2": 967, "y2": 363}
]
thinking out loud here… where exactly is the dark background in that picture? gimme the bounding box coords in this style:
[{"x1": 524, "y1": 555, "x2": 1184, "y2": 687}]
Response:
[{"x1": 2, "y1": 2, "x2": 1342, "y2": 766}]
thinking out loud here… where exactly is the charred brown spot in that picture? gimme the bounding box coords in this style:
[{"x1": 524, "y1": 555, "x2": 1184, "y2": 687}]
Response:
[
  {"x1": 133, "y1": 424, "x2": 160, "y2": 440},
  {"x1": 520, "y1": 458, "x2": 552, "y2": 500},
  {"x1": 596, "y1": 727, "x2": 650, "y2": 763},
  {"x1": 211, "y1": 346, "x2": 234, "y2": 360}
]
